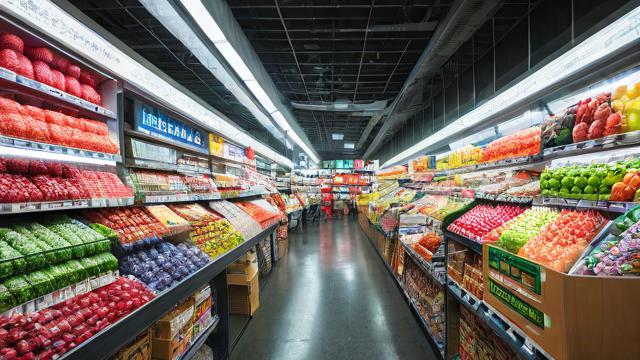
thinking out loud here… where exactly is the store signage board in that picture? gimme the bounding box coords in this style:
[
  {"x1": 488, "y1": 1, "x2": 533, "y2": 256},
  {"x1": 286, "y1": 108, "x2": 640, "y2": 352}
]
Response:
[
  {"x1": 0, "y1": 0, "x2": 293, "y2": 168},
  {"x1": 488, "y1": 247, "x2": 542, "y2": 295},
  {"x1": 488, "y1": 279, "x2": 545, "y2": 329},
  {"x1": 209, "y1": 134, "x2": 225, "y2": 158},
  {"x1": 223, "y1": 143, "x2": 246, "y2": 162},
  {"x1": 134, "y1": 100, "x2": 208, "y2": 153}
]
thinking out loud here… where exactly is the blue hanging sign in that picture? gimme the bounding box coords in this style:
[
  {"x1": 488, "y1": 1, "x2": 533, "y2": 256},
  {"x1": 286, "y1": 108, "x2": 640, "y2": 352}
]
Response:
[{"x1": 134, "y1": 100, "x2": 208, "y2": 152}]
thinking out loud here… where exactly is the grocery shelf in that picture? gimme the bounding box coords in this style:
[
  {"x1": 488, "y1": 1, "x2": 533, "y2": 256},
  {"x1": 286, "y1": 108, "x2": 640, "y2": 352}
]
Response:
[
  {"x1": 60, "y1": 223, "x2": 277, "y2": 360},
  {"x1": 0, "y1": 134, "x2": 122, "y2": 163},
  {"x1": 140, "y1": 192, "x2": 221, "y2": 204},
  {"x1": 0, "y1": 197, "x2": 134, "y2": 214},
  {"x1": 181, "y1": 315, "x2": 220, "y2": 360},
  {"x1": 399, "y1": 240, "x2": 445, "y2": 285},
  {"x1": 0, "y1": 67, "x2": 116, "y2": 119},
  {"x1": 361, "y1": 223, "x2": 445, "y2": 360},
  {"x1": 125, "y1": 129, "x2": 210, "y2": 156},
  {"x1": 447, "y1": 281, "x2": 549, "y2": 360},
  {"x1": 444, "y1": 231, "x2": 483, "y2": 255},
  {"x1": 125, "y1": 158, "x2": 211, "y2": 175}
]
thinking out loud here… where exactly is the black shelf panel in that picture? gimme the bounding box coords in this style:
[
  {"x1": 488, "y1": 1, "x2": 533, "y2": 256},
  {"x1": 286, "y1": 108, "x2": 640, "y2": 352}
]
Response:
[
  {"x1": 61, "y1": 224, "x2": 277, "y2": 360},
  {"x1": 444, "y1": 230, "x2": 482, "y2": 255},
  {"x1": 399, "y1": 240, "x2": 445, "y2": 285},
  {"x1": 181, "y1": 315, "x2": 220, "y2": 360}
]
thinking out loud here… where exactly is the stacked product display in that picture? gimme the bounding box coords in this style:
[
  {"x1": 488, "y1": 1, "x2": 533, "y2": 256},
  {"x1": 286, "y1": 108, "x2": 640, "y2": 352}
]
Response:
[{"x1": 358, "y1": 65, "x2": 640, "y2": 360}]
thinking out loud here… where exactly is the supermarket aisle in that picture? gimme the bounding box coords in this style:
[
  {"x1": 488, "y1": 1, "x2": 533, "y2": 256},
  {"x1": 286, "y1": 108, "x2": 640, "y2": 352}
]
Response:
[{"x1": 230, "y1": 218, "x2": 436, "y2": 360}]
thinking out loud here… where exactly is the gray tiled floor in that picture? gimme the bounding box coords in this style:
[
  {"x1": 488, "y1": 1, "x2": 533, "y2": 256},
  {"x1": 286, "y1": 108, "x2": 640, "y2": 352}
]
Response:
[{"x1": 230, "y1": 218, "x2": 437, "y2": 360}]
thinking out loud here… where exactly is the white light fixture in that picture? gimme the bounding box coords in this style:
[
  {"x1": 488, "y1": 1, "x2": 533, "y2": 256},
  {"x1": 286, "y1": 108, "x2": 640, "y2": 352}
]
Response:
[
  {"x1": 177, "y1": 0, "x2": 318, "y2": 164},
  {"x1": 382, "y1": 4, "x2": 640, "y2": 168},
  {"x1": 344, "y1": 142, "x2": 355, "y2": 149},
  {"x1": 332, "y1": 133, "x2": 344, "y2": 140}
]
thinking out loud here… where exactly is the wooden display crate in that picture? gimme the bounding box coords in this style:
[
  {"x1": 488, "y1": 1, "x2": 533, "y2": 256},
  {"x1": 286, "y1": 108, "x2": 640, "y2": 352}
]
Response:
[{"x1": 483, "y1": 244, "x2": 640, "y2": 360}]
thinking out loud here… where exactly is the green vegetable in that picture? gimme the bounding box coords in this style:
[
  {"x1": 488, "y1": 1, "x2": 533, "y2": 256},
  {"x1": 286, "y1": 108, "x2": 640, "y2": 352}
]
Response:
[
  {"x1": 635, "y1": 189, "x2": 640, "y2": 202},
  {"x1": 0, "y1": 284, "x2": 16, "y2": 312},
  {"x1": 584, "y1": 185, "x2": 595, "y2": 194},
  {"x1": 541, "y1": 189, "x2": 550, "y2": 196},
  {"x1": 540, "y1": 180, "x2": 549, "y2": 190},
  {"x1": 561, "y1": 177, "x2": 574, "y2": 188},
  {"x1": 24, "y1": 270, "x2": 55, "y2": 297},
  {"x1": 587, "y1": 175, "x2": 602, "y2": 188},
  {"x1": 94, "y1": 253, "x2": 118, "y2": 273},
  {"x1": 602, "y1": 173, "x2": 624, "y2": 187},
  {"x1": 571, "y1": 186, "x2": 583, "y2": 194},
  {"x1": 0, "y1": 241, "x2": 25, "y2": 279},
  {"x1": 548, "y1": 178, "x2": 560, "y2": 190},
  {"x1": 4, "y1": 276, "x2": 33, "y2": 304},
  {"x1": 598, "y1": 194, "x2": 610, "y2": 201},
  {"x1": 598, "y1": 185, "x2": 611, "y2": 194},
  {"x1": 575, "y1": 176, "x2": 588, "y2": 189},
  {"x1": 0, "y1": 229, "x2": 47, "y2": 271},
  {"x1": 14, "y1": 224, "x2": 72, "y2": 263},
  {"x1": 583, "y1": 194, "x2": 598, "y2": 201},
  {"x1": 540, "y1": 172, "x2": 551, "y2": 181},
  {"x1": 629, "y1": 207, "x2": 640, "y2": 223}
]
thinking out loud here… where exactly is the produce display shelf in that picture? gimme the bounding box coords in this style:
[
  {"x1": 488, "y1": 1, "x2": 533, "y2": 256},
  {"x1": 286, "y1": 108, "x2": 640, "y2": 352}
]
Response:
[
  {"x1": 140, "y1": 192, "x2": 221, "y2": 204},
  {"x1": 0, "y1": 197, "x2": 134, "y2": 214},
  {"x1": 181, "y1": 315, "x2": 220, "y2": 360},
  {"x1": 361, "y1": 223, "x2": 445, "y2": 360},
  {"x1": 0, "y1": 67, "x2": 116, "y2": 119},
  {"x1": 542, "y1": 130, "x2": 640, "y2": 160},
  {"x1": 2, "y1": 271, "x2": 119, "y2": 317},
  {"x1": 434, "y1": 156, "x2": 537, "y2": 177},
  {"x1": 532, "y1": 196, "x2": 638, "y2": 213},
  {"x1": 221, "y1": 190, "x2": 269, "y2": 199},
  {"x1": 0, "y1": 135, "x2": 122, "y2": 163},
  {"x1": 60, "y1": 223, "x2": 278, "y2": 360},
  {"x1": 399, "y1": 240, "x2": 445, "y2": 285},
  {"x1": 474, "y1": 192, "x2": 533, "y2": 204},
  {"x1": 125, "y1": 158, "x2": 211, "y2": 175},
  {"x1": 447, "y1": 281, "x2": 548, "y2": 360},
  {"x1": 444, "y1": 231, "x2": 482, "y2": 255}
]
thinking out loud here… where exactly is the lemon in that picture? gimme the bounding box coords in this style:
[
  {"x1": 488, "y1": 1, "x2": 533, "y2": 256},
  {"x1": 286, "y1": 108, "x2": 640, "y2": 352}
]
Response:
[{"x1": 613, "y1": 85, "x2": 627, "y2": 100}]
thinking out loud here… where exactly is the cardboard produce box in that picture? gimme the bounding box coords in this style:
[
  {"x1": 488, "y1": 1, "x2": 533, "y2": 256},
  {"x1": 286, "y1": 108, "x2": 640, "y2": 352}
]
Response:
[
  {"x1": 151, "y1": 325, "x2": 193, "y2": 360},
  {"x1": 114, "y1": 328, "x2": 152, "y2": 360},
  {"x1": 483, "y1": 244, "x2": 640, "y2": 360},
  {"x1": 228, "y1": 271, "x2": 260, "y2": 316},
  {"x1": 227, "y1": 251, "x2": 259, "y2": 284}
]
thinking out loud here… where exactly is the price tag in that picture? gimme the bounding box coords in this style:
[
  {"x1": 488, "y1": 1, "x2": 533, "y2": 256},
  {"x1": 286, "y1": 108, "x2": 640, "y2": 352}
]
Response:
[
  {"x1": 107, "y1": 198, "x2": 119, "y2": 207},
  {"x1": 64, "y1": 286, "x2": 74, "y2": 299},
  {"x1": 564, "y1": 144, "x2": 577, "y2": 151},
  {"x1": 25, "y1": 301, "x2": 36, "y2": 313},
  {"x1": 0, "y1": 66, "x2": 16, "y2": 80},
  {"x1": 75, "y1": 281, "x2": 88, "y2": 295},
  {"x1": 35, "y1": 296, "x2": 48, "y2": 310}
]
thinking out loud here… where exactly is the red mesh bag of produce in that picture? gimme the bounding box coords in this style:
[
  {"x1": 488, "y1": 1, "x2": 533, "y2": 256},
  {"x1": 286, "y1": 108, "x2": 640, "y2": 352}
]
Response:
[
  {"x1": 68, "y1": 177, "x2": 90, "y2": 198},
  {"x1": 47, "y1": 123, "x2": 73, "y2": 146},
  {"x1": 45, "y1": 161, "x2": 63, "y2": 177},
  {"x1": 33, "y1": 60, "x2": 54, "y2": 86},
  {"x1": 65, "y1": 115, "x2": 80, "y2": 129},
  {"x1": 0, "y1": 33, "x2": 23, "y2": 52},
  {"x1": 28, "y1": 160, "x2": 48, "y2": 175},
  {"x1": 50, "y1": 69, "x2": 66, "y2": 91},
  {"x1": 16, "y1": 53, "x2": 33, "y2": 78},
  {"x1": 6, "y1": 158, "x2": 30, "y2": 174},
  {"x1": 66, "y1": 63, "x2": 81, "y2": 78},
  {"x1": 62, "y1": 163, "x2": 80, "y2": 178},
  {"x1": 51, "y1": 54, "x2": 69, "y2": 71},
  {"x1": 21, "y1": 104, "x2": 46, "y2": 121},
  {"x1": 65, "y1": 75, "x2": 82, "y2": 97},
  {"x1": 0, "y1": 48, "x2": 19, "y2": 72},
  {"x1": 81, "y1": 84, "x2": 101, "y2": 105},
  {"x1": 0, "y1": 96, "x2": 22, "y2": 114},
  {"x1": 82, "y1": 118, "x2": 108, "y2": 135},
  {"x1": 0, "y1": 113, "x2": 27, "y2": 138},
  {"x1": 24, "y1": 46, "x2": 54, "y2": 63},
  {"x1": 79, "y1": 69, "x2": 96, "y2": 87},
  {"x1": 44, "y1": 109, "x2": 66, "y2": 126},
  {"x1": 27, "y1": 119, "x2": 50, "y2": 142}
]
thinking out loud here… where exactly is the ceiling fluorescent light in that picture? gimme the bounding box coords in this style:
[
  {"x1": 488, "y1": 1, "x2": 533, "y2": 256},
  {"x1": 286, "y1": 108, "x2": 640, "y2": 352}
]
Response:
[
  {"x1": 344, "y1": 143, "x2": 355, "y2": 149},
  {"x1": 245, "y1": 80, "x2": 277, "y2": 113},
  {"x1": 215, "y1": 42, "x2": 255, "y2": 81},
  {"x1": 178, "y1": 0, "x2": 227, "y2": 42},
  {"x1": 332, "y1": 133, "x2": 344, "y2": 140},
  {"x1": 383, "y1": 5, "x2": 640, "y2": 168}
]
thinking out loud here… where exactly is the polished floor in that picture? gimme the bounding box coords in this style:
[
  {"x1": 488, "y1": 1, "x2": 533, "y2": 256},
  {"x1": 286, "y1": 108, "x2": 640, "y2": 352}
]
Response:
[{"x1": 230, "y1": 217, "x2": 437, "y2": 360}]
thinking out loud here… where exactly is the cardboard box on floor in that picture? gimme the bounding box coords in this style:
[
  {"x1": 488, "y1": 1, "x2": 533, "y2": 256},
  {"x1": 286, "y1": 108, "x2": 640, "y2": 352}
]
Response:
[
  {"x1": 114, "y1": 328, "x2": 152, "y2": 360},
  {"x1": 278, "y1": 238, "x2": 288, "y2": 258},
  {"x1": 227, "y1": 250, "x2": 260, "y2": 316},
  {"x1": 482, "y1": 244, "x2": 640, "y2": 360}
]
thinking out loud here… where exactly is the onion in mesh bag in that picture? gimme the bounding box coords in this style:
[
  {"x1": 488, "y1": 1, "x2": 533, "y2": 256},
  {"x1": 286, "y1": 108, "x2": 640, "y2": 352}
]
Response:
[
  {"x1": 65, "y1": 75, "x2": 82, "y2": 97},
  {"x1": 24, "y1": 47, "x2": 54, "y2": 63},
  {"x1": 51, "y1": 69, "x2": 66, "y2": 91},
  {"x1": 66, "y1": 63, "x2": 81, "y2": 78},
  {"x1": 33, "y1": 60, "x2": 54, "y2": 86},
  {"x1": 0, "y1": 32, "x2": 24, "y2": 52},
  {"x1": 51, "y1": 54, "x2": 69, "y2": 72},
  {"x1": 15, "y1": 53, "x2": 33, "y2": 78}
]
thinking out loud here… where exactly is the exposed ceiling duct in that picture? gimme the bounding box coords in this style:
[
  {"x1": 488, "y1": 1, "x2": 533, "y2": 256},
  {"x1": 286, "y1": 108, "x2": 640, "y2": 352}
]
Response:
[
  {"x1": 290, "y1": 100, "x2": 388, "y2": 112},
  {"x1": 363, "y1": 0, "x2": 501, "y2": 160}
]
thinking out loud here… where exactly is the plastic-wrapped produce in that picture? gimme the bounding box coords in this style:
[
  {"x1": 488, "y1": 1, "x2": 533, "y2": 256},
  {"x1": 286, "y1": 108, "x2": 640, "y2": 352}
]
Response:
[
  {"x1": 0, "y1": 228, "x2": 47, "y2": 270},
  {"x1": 4, "y1": 275, "x2": 33, "y2": 304},
  {"x1": 24, "y1": 270, "x2": 55, "y2": 297},
  {"x1": 14, "y1": 224, "x2": 73, "y2": 262},
  {"x1": 0, "y1": 284, "x2": 16, "y2": 311}
]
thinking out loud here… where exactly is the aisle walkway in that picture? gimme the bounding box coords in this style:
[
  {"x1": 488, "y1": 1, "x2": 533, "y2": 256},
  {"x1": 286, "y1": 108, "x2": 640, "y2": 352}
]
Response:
[{"x1": 230, "y1": 217, "x2": 437, "y2": 360}]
